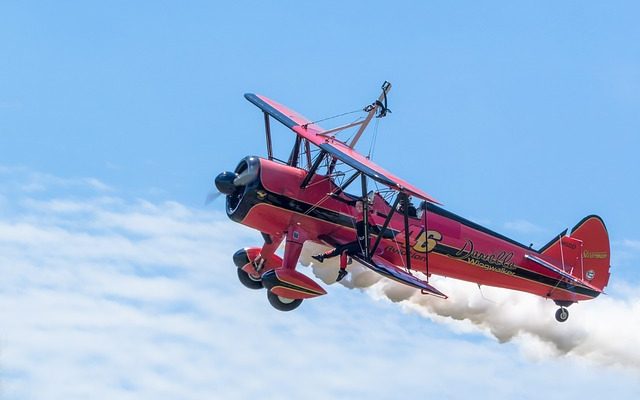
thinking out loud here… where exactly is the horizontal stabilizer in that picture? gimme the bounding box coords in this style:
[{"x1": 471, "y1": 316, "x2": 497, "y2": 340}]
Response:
[
  {"x1": 524, "y1": 254, "x2": 602, "y2": 293},
  {"x1": 351, "y1": 254, "x2": 447, "y2": 299}
]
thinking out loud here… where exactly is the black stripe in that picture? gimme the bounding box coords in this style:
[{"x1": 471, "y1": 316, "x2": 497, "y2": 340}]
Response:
[
  {"x1": 243, "y1": 179, "x2": 600, "y2": 299},
  {"x1": 426, "y1": 203, "x2": 534, "y2": 252},
  {"x1": 570, "y1": 214, "x2": 607, "y2": 234},
  {"x1": 261, "y1": 270, "x2": 323, "y2": 296},
  {"x1": 261, "y1": 190, "x2": 399, "y2": 238},
  {"x1": 432, "y1": 243, "x2": 600, "y2": 298},
  {"x1": 537, "y1": 229, "x2": 568, "y2": 253}
]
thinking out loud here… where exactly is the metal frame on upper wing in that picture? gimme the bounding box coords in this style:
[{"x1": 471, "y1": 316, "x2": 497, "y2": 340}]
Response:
[
  {"x1": 244, "y1": 90, "x2": 440, "y2": 204},
  {"x1": 245, "y1": 84, "x2": 445, "y2": 294},
  {"x1": 246, "y1": 85, "x2": 440, "y2": 263}
]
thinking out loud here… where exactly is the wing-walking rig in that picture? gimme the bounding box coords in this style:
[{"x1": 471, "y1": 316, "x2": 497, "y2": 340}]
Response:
[{"x1": 213, "y1": 82, "x2": 610, "y2": 322}]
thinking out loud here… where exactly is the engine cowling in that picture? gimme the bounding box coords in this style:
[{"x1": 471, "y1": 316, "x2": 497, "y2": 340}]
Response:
[{"x1": 214, "y1": 156, "x2": 262, "y2": 222}]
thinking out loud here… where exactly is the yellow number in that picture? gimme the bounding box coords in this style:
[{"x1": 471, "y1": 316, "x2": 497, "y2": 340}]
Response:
[{"x1": 413, "y1": 230, "x2": 442, "y2": 253}]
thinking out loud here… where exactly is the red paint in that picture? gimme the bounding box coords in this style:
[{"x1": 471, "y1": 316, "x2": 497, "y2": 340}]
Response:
[{"x1": 224, "y1": 91, "x2": 611, "y2": 313}]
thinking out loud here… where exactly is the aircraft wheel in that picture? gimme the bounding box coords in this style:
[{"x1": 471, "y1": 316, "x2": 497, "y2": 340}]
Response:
[
  {"x1": 233, "y1": 248, "x2": 250, "y2": 268},
  {"x1": 555, "y1": 307, "x2": 569, "y2": 323},
  {"x1": 237, "y1": 268, "x2": 263, "y2": 290},
  {"x1": 267, "y1": 291, "x2": 302, "y2": 312}
]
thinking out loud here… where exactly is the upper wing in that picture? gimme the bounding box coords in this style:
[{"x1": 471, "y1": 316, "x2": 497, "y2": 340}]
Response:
[
  {"x1": 245, "y1": 93, "x2": 440, "y2": 204},
  {"x1": 314, "y1": 140, "x2": 440, "y2": 203},
  {"x1": 245, "y1": 93, "x2": 323, "y2": 132}
]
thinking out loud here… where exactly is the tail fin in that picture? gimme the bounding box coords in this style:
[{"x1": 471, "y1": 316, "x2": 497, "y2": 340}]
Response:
[{"x1": 539, "y1": 215, "x2": 611, "y2": 291}]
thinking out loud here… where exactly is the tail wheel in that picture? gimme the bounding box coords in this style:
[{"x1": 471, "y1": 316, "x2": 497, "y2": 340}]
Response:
[
  {"x1": 237, "y1": 268, "x2": 263, "y2": 290},
  {"x1": 555, "y1": 307, "x2": 569, "y2": 323},
  {"x1": 267, "y1": 291, "x2": 302, "y2": 312}
]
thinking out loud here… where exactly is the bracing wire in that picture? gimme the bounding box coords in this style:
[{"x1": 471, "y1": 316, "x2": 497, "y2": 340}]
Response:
[
  {"x1": 367, "y1": 118, "x2": 380, "y2": 159},
  {"x1": 302, "y1": 109, "x2": 364, "y2": 129},
  {"x1": 302, "y1": 160, "x2": 356, "y2": 216}
]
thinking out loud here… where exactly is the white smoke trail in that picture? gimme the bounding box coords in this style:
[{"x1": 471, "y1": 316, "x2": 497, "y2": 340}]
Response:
[{"x1": 300, "y1": 242, "x2": 640, "y2": 371}]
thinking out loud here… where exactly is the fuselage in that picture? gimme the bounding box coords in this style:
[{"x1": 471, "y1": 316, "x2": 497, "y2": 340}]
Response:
[{"x1": 227, "y1": 156, "x2": 600, "y2": 303}]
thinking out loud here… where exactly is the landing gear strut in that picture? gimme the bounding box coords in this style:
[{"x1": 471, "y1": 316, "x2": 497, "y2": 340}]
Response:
[
  {"x1": 232, "y1": 228, "x2": 326, "y2": 312},
  {"x1": 233, "y1": 248, "x2": 264, "y2": 289},
  {"x1": 555, "y1": 307, "x2": 569, "y2": 322}
]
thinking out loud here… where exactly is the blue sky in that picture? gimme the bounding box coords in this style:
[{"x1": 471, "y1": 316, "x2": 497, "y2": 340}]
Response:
[{"x1": 2, "y1": 1, "x2": 640, "y2": 398}]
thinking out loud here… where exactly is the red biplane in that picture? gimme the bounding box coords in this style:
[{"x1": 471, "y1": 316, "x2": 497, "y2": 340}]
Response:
[{"x1": 214, "y1": 82, "x2": 610, "y2": 322}]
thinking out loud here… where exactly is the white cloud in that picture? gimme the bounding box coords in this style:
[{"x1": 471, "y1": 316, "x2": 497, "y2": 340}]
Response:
[
  {"x1": 621, "y1": 239, "x2": 640, "y2": 251},
  {"x1": 1, "y1": 171, "x2": 639, "y2": 398},
  {"x1": 302, "y1": 245, "x2": 640, "y2": 372},
  {"x1": 301, "y1": 242, "x2": 640, "y2": 372},
  {"x1": 0, "y1": 166, "x2": 112, "y2": 194}
]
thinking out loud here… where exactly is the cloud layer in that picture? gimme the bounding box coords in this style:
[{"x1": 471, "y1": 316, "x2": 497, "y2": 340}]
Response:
[
  {"x1": 300, "y1": 244, "x2": 640, "y2": 371},
  {"x1": 1, "y1": 171, "x2": 639, "y2": 399}
]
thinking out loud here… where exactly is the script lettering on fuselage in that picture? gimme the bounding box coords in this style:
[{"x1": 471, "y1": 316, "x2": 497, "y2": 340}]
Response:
[
  {"x1": 384, "y1": 245, "x2": 428, "y2": 263},
  {"x1": 452, "y1": 240, "x2": 517, "y2": 275}
]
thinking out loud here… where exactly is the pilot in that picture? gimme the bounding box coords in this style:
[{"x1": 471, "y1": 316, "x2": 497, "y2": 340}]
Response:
[
  {"x1": 312, "y1": 199, "x2": 369, "y2": 282},
  {"x1": 397, "y1": 195, "x2": 418, "y2": 218}
]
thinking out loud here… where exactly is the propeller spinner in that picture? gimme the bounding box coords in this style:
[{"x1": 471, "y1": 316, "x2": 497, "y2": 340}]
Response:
[{"x1": 215, "y1": 171, "x2": 238, "y2": 195}]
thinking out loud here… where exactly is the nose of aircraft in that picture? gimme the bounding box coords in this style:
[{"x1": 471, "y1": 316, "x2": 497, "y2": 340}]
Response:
[{"x1": 215, "y1": 171, "x2": 238, "y2": 195}]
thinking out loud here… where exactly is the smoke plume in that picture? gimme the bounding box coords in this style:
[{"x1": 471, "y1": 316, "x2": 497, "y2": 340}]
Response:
[{"x1": 300, "y1": 242, "x2": 640, "y2": 371}]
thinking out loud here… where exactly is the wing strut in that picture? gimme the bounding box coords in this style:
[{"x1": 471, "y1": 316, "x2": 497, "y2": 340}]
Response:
[
  {"x1": 288, "y1": 135, "x2": 302, "y2": 166},
  {"x1": 368, "y1": 192, "x2": 414, "y2": 271},
  {"x1": 263, "y1": 112, "x2": 273, "y2": 161},
  {"x1": 402, "y1": 193, "x2": 412, "y2": 270},
  {"x1": 361, "y1": 174, "x2": 370, "y2": 259},
  {"x1": 300, "y1": 151, "x2": 327, "y2": 189},
  {"x1": 370, "y1": 194, "x2": 402, "y2": 256},
  {"x1": 422, "y1": 201, "x2": 430, "y2": 278},
  {"x1": 338, "y1": 171, "x2": 361, "y2": 194}
]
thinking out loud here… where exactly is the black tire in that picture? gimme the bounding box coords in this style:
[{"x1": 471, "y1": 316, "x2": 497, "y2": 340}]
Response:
[
  {"x1": 237, "y1": 268, "x2": 263, "y2": 290},
  {"x1": 267, "y1": 291, "x2": 302, "y2": 312},
  {"x1": 233, "y1": 248, "x2": 250, "y2": 268},
  {"x1": 555, "y1": 307, "x2": 569, "y2": 323}
]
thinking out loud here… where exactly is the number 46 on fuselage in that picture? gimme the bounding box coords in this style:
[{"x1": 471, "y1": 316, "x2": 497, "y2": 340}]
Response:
[{"x1": 213, "y1": 82, "x2": 610, "y2": 323}]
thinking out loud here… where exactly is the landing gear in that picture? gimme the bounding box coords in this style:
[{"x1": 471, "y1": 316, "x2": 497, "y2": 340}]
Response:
[
  {"x1": 233, "y1": 248, "x2": 264, "y2": 289},
  {"x1": 237, "y1": 268, "x2": 263, "y2": 289},
  {"x1": 233, "y1": 248, "x2": 250, "y2": 268},
  {"x1": 267, "y1": 291, "x2": 303, "y2": 312},
  {"x1": 555, "y1": 307, "x2": 569, "y2": 323},
  {"x1": 233, "y1": 228, "x2": 325, "y2": 312}
]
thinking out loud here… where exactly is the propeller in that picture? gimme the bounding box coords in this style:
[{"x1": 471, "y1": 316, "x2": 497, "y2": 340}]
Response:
[
  {"x1": 204, "y1": 190, "x2": 222, "y2": 206},
  {"x1": 208, "y1": 159, "x2": 260, "y2": 206}
]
